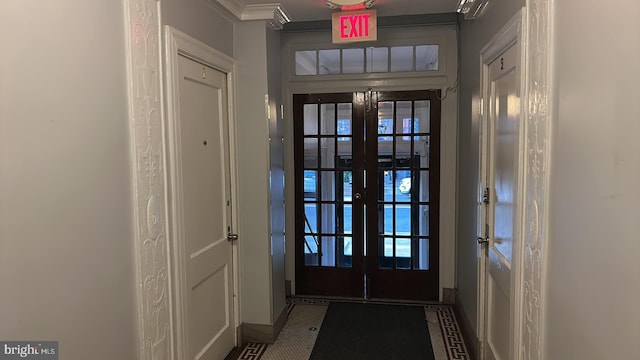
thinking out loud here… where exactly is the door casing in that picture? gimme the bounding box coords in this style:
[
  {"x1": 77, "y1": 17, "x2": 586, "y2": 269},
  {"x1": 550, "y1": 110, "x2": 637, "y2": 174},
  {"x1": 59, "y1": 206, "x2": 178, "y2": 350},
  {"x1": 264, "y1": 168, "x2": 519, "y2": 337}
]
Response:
[{"x1": 478, "y1": 9, "x2": 527, "y2": 360}]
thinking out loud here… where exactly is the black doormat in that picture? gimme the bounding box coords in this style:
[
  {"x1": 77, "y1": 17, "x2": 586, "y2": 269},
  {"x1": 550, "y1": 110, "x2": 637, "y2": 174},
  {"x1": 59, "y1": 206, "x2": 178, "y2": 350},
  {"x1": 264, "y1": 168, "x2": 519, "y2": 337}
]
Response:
[{"x1": 309, "y1": 302, "x2": 434, "y2": 360}]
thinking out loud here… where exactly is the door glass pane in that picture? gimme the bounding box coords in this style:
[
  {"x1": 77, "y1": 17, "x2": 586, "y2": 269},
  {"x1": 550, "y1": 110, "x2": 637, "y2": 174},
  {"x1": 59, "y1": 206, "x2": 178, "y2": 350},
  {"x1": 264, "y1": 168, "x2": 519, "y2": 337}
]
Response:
[
  {"x1": 320, "y1": 171, "x2": 336, "y2": 201},
  {"x1": 338, "y1": 236, "x2": 353, "y2": 267},
  {"x1": 395, "y1": 238, "x2": 411, "y2": 269},
  {"x1": 418, "y1": 136, "x2": 430, "y2": 168},
  {"x1": 304, "y1": 170, "x2": 317, "y2": 199},
  {"x1": 395, "y1": 205, "x2": 410, "y2": 236},
  {"x1": 379, "y1": 170, "x2": 393, "y2": 202},
  {"x1": 377, "y1": 102, "x2": 394, "y2": 142},
  {"x1": 381, "y1": 204, "x2": 393, "y2": 235},
  {"x1": 415, "y1": 100, "x2": 430, "y2": 134},
  {"x1": 343, "y1": 203, "x2": 353, "y2": 234},
  {"x1": 395, "y1": 169, "x2": 411, "y2": 202},
  {"x1": 321, "y1": 204, "x2": 336, "y2": 234},
  {"x1": 303, "y1": 104, "x2": 318, "y2": 135},
  {"x1": 319, "y1": 49, "x2": 340, "y2": 75},
  {"x1": 366, "y1": 47, "x2": 389, "y2": 73},
  {"x1": 304, "y1": 202, "x2": 318, "y2": 232},
  {"x1": 416, "y1": 45, "x2": 439, "y2": 71},
  {"x1": 391, "y1": 46, "x2": 414, "y2": 72},
  {"x1": 320, "y1": 138, "x2": 336, "y2": 168},
  {"x1": 296, "y1": 50, "x2": 317, "y2": 75},
  {"x1": 379, "y1": 237, "x2": 393, "y2": 269},
  {"x1": 337, "y1": 103, "x2": 352, "y2": 138},
  {"x1": 321, "y1": 104, "x2": 336, "y2": 135},
  {"x1": 304, "y1": 235, "x2": 319, "y2": 266},
  {"x1": 342, "y1": 48, "x2": 364, "y2": 74},
  {"x1": 418, "y1": 205, "x2": 429, "y2": 236},
  {"x1": 320, "y1": 236, "x2": 336, "y2": 267},
  {"x1": 415, "y1": 238, "x2": 430, "y2": 270},
  {"x1": 343, "y1": 171, "x2": 353, "y2": 201},
  {"x1": 418, "y1": 170, "x2": 429, "y2": 202}
]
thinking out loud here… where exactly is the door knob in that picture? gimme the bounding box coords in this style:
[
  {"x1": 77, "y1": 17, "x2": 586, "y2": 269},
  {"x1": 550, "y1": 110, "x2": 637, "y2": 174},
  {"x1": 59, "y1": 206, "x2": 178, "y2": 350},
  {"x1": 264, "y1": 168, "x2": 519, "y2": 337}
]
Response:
[
  {"x1": 477, "y1": 236, "x2": 489, "y2": 245},
  {"x1": 227, "y1": 233, "x2": 239, "y2": 242},
  {"x1": 354, "y1": 192, "x2": 362, "y2": 200}
]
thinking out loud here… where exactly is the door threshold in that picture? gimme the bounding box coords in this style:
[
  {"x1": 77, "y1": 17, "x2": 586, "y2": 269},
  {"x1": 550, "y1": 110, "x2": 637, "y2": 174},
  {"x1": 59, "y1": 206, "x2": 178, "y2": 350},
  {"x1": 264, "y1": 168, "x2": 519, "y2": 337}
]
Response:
[{"x1": 289, "y1": 295, "x2": 442, "y2": 306}]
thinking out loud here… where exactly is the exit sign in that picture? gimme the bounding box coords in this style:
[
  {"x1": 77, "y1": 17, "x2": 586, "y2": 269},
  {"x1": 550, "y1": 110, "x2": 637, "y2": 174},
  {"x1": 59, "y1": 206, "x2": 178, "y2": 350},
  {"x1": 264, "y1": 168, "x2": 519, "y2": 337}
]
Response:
[{"x1": 332, "y1": 10, "x2": 377, "y2": 44}]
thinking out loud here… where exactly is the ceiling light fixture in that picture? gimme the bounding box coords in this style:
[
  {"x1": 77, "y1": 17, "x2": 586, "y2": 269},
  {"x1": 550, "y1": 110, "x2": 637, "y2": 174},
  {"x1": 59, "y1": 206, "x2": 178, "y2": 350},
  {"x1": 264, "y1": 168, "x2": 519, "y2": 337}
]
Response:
[{"x1": 327, "y1": 0, "x2": 375, "y2": 11}]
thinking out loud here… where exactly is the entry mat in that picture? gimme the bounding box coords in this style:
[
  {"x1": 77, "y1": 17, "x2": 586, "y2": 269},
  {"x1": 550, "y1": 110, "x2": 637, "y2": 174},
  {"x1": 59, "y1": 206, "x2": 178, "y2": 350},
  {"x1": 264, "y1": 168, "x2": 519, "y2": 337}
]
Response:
[{"x1": 227, "y1": 298, "x2": 470, "y2": 360}]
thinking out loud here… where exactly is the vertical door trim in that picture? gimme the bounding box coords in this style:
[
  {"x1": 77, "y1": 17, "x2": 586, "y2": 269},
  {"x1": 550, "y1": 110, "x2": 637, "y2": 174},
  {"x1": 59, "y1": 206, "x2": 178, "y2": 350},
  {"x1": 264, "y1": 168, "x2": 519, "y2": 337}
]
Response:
[
  {"x1": 123, "y1": 1, "x2": 172, "y2": 359},
  {"x1": 478, "y1": 8, "x2": 527, "y2": 360},
  {"x1": 164, "y1": 26, "x2": 240, "y2": 359}
]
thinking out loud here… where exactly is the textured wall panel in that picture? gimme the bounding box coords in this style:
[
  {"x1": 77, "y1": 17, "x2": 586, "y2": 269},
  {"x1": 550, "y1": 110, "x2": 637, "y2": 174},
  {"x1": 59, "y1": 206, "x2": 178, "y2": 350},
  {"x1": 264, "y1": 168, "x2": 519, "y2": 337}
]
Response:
[
  {"x1": 125, "y1": 0, "x2": 173, "y2": 359},
  {"x1": 522, "y1": 0, "x2": 551, "y2": 359}
]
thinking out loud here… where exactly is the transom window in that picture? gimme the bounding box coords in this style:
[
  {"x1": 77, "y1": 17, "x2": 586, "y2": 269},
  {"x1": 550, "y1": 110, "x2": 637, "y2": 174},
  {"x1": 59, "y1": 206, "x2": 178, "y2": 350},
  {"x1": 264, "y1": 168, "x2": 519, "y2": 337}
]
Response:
[{"x1": 295, "y1": 45, "x2": 439, "y2": 76}]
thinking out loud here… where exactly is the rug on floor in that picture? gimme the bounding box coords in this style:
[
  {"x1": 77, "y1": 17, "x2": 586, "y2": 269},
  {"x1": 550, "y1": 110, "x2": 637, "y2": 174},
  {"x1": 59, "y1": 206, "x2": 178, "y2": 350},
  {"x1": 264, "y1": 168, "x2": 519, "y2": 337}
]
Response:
[{"x1": 309, "y1": 302, "x2": 434, "y2": 360}]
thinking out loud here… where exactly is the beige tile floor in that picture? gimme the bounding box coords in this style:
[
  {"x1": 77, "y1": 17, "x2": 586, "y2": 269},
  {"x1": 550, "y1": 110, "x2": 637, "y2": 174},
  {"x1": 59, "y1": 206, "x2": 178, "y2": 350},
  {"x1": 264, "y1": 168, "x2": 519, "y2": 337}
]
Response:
[{"x1": 231, "y1": 299, "x2": 470, "y2": 360}]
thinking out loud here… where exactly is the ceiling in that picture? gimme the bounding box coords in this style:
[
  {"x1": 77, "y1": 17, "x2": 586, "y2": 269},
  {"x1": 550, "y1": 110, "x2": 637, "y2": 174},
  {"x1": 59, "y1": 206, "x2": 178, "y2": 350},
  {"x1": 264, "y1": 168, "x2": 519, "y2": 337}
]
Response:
[{"x1": 239, "y1": 0, "x2": 459, "y2": 22}]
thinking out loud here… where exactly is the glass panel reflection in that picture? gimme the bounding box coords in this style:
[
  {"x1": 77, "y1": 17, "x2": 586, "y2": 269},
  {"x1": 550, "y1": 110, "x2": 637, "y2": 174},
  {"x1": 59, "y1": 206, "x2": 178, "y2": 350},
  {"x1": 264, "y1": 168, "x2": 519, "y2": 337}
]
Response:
[
  {"x1": 321, "y1": 104, "x2": 336, "y2": 135},
  {"x1": 320, "y1": 138, "x2": 336, "y2": 168},
  {"x1": 320, "y1": 171, "x2": 336, "y2": 201},
  {"x1": 303, "y1": 104, "x2": 318, "y2": 135},
  {"x1": 418, "y1": 205, "x2": 430, "y2": 236},
  {"x1": 338, "y1": 236, "x2": 353, "y2": 267},
  {"x1": 416, "y1": 45, "x2": 439, "y2": 71},
  {"x1": 395, "y1": 205, "x2": 411, "y2": 236},
  {"x1": 304, "y1": 235, "x2": 319, "y2": 266},
  {"x1": 395, "y1": 238, "x2": 412, "y2": 269},
  {"x1": 296, "y1": 50, "x2": 317, "y2": 75},
  {"x1": 320, "y1": 236, "x2": 336, "y2": 267},
  {"x1": 342, "y1": 48, "x2": 364, "y2": 74},
  {"x1": 318, "y1": 49, "x2": 341, "y2": 75},
  {"x1": 415, "y1": 238, "x2": 430, "y2": 270},
  {"x1": 379, "y1": 237, "x2": 393, "y2": 269}
]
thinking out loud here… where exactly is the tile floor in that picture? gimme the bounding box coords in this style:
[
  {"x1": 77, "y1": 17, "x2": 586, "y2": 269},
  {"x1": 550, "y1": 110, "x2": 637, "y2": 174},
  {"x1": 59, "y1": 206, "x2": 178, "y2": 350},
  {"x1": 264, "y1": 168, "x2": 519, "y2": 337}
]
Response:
[{"x1": 227, "y1": 298, "x2": 470, "y2": 360}]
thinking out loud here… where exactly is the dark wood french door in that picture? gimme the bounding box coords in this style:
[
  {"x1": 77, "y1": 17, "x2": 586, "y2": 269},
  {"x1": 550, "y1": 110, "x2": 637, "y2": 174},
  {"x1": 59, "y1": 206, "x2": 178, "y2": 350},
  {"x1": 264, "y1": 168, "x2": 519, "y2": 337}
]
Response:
[{"x1": 294, "y1": 90, "x2": 440, "y2": 301}]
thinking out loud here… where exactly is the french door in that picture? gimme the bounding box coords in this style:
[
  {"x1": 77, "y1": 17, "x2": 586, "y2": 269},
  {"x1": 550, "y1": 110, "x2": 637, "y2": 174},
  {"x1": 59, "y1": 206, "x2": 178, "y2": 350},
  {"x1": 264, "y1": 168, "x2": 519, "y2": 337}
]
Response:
[{"x1": 294, "y1": 90, "x2": 440, "y2": 301}]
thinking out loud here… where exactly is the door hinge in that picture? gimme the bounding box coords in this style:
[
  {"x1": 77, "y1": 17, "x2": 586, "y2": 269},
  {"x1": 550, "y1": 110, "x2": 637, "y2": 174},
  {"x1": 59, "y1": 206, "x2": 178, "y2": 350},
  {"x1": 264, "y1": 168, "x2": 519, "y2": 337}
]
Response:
[
  {"x1": 227, "y1": 232, "x2": 239, "y2": 242},
  {"x1": 482, "y1": 187, "x2": 490, "y2": 204},
  {"x1": 478, "y1": 223, "x2": 490, "y2": 245}
]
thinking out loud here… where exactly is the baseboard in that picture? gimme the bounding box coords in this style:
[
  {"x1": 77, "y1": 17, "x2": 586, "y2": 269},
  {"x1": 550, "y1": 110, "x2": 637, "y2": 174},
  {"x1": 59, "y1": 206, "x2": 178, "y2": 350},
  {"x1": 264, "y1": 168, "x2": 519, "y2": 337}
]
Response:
[
  {"x1": 273, "y1": 306, "x2": 288, "y2": 340},
  {"x1": 241, "y1": 307, "x2": 289, "y2": 344},
  {"x1": 442, "y1": 287, "x2": 456, "y2": 304},
  {"x1": 453, "y1": 290, "x2": 480, "y2": 360}
]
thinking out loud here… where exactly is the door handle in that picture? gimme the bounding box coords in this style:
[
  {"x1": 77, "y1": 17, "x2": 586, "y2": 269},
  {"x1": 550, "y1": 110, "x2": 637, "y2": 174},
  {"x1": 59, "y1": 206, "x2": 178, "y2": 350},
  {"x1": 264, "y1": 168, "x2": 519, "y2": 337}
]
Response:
[
  {"x1": 477, "y1": 236, "x2": 489, "y2": 245},
  {"x1": 227, "y1": 233, "x2": 239, "y2": 242},
  {"x1": 353, "y1": 192, "x2": 362, "y2": 201}
]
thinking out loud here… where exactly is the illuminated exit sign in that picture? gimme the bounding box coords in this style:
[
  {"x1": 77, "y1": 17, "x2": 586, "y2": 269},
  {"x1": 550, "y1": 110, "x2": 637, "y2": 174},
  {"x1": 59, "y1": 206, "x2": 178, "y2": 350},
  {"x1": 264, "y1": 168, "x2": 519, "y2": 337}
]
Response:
[{"x1": 332, "y1": 10, "x2": 377, "y2": 44}]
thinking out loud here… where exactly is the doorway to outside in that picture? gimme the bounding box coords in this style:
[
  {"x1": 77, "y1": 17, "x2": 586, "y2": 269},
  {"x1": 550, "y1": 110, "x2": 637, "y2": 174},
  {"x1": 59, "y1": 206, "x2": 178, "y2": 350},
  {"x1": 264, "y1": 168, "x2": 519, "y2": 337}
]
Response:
[{"x1": 294, "y1": 90, "x2": 440, "y2": 301}]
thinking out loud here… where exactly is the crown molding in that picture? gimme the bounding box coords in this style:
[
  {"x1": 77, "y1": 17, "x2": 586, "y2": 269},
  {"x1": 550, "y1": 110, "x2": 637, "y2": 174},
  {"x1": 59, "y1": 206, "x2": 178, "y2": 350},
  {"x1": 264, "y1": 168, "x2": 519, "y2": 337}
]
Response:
[
  {"x1": 216, "y1": 0, "x2": 245, "y2": 19},
  {"x1": 242, "y1": 4, "x2": 291, "y2": 29},
  {"x1": 215, "y1": 0, "x2": 291, "y2": 29}
]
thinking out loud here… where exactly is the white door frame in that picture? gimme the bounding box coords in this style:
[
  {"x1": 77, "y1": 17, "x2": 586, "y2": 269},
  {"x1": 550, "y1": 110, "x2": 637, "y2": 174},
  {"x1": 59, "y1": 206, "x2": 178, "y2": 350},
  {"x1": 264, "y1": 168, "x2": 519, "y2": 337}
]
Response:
[
  {"x1": 164, "y1": 26, "x2": 240, "y2": 359},
  {"x1": 477, "y1": 8, "x2": 527, "y2": 359}
]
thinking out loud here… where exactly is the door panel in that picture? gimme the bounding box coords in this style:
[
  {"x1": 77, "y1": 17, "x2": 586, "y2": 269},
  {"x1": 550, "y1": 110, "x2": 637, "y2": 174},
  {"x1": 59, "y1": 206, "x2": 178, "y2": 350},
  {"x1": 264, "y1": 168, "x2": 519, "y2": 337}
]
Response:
[
  {"x1": 366, "y1": 91, "x2": 440, "y2": 300},
  {"x1": 484, "y1": 42, "x2": 520, "y2": 360},
  {"x1": 178, "y1": 55, "x2": 234, "y2": 360},
  {"x1": 295, "y1": 91, "x2": 440, "y2": 301},
  {"x1": 294, "y1": 93, "x2": 365, "y2": 297}
]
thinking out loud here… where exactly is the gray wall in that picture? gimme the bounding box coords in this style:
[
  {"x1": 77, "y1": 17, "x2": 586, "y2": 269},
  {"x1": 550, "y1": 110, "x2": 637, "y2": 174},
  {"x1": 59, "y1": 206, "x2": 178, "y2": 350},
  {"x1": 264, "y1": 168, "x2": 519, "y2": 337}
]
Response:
[
  {"x1": 266, "y1": 27, "x2": 287, "y2": 322},
  {"x1": 457, "y1": 0, "x2": 524, "y2": 335},
  {"x1": 0, "y1": 1, "x2": 138, "y2": 359},
  {"x1": 234, "y1": 21, "x2": 276, "y2": 326},
  {"x1": 162, "y1": 0, "x2": 234, "y2": 57},
  {"x1": 544, "y1": 0, "x2": 640, "y2": 358}
]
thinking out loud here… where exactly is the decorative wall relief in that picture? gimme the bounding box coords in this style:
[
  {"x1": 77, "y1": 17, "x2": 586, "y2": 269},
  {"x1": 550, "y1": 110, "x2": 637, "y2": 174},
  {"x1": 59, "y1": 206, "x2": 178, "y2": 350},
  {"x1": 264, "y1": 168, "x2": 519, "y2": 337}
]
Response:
[
  {"x1": 522, "y1": 0, "x2": 551, "y2": 359},
  {"x1": 125, "y1": 0, "x2": 173, "y2": 359}
]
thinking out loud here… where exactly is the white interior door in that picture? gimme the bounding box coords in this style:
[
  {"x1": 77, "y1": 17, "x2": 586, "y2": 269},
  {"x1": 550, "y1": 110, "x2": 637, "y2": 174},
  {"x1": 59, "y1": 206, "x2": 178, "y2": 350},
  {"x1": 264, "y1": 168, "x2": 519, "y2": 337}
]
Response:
[
  {"x1": 177, "y1": 54, "x2": 235, "y2": 360},
  {"x1": 482, "y1": 42, "x2": 521, "y2": 360}
]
